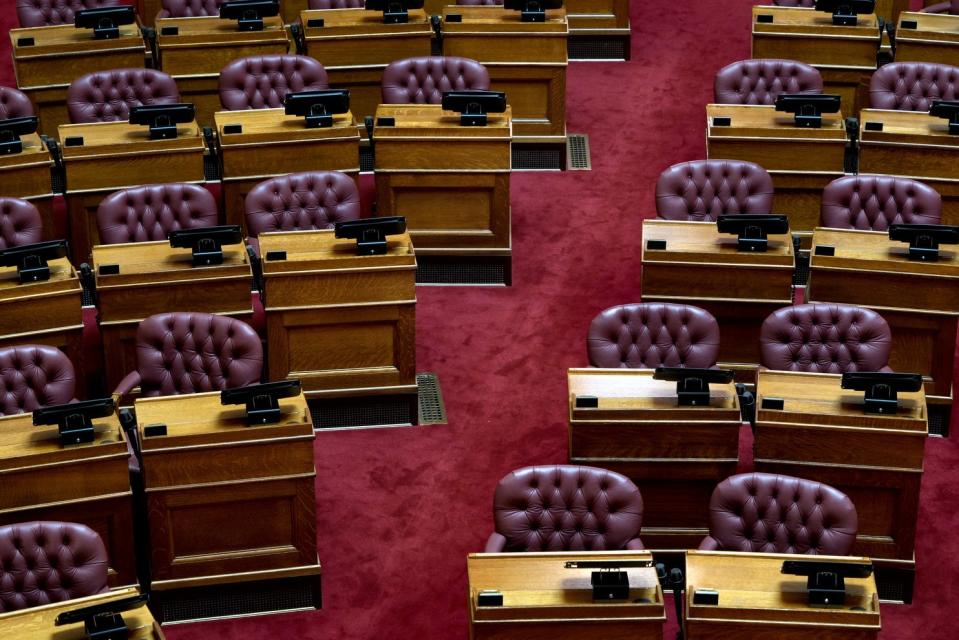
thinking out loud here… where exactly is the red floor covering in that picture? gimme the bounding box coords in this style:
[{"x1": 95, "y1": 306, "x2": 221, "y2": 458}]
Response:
[{"x1": 2, "y1": 0, "x2": 958, "y2": 637}]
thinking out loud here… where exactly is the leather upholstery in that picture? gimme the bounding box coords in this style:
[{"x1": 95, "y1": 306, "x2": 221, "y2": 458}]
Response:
[
  {"x1": 308, "y1": 0, "x2": 364, "y2": 7},
  {"x1": 656, "y1": 160, "x2": 774, "y2": 221},
  {"x1": 0, "y1": 346, "x2": 76, "y2": 416},
  {"x1": 116, "y1": 312, "x2": 262, "y2": 397},
  {"x1": 870, "y1": 62, "x2": 959, "y2": 111},
  {"x1": 158, "y1": 0, "x2": 223, "y2": 18},
  {"x1": 714, "y1": 59, "x2": 823, "y2": 105},
  {"x1": 760, "y1": 304, "x2": 893, "y2": 374},
  {"x1": 457, "y1": 0, "x2": 503, "y2": 4},
  {"x1": 382, "y1": 56, "x2": 490, "y2": 104},
  {"x1": 16, "y1": 0, "x2": 121, "y2": 27},
  {"x1": 0, "y1": 198, "x2": 44, "y2": 251},
  {"x1": 219, "y1": 56, "x2": 329, "y2": 110},
  {"x1": 0, "y1": 521, "x2": 109, "y2": 612},
  {"x1": 245, "y1": 171, "x2": 360, "y2": 241},
  {"x1": 587, "y1": 303, "x2": 720, "y2": 369},
  {"x1": 96, "y1": 184, "x2": 219, "y2": 244},
  {"x1": 820, "y1": 175, "x2": 942, "y2": 231},
  {"x1": 0, "y1": 87, "x2": 34, "y2": 120},
  {"x1": 771, "y1": 0, "x2": 814, "y2": 5},
  {"x1": 485, "y1": 465, "x2": 645, "y2": 552},
  {"x1": 699, "y1": 473, "x2": 858, "y2": 555},
  {"x1": 921, "y1": 1, "x2": 959, "y2": 13},
  {"x1": 66, "y1": 69, "x2": 180, "y2": 124}
]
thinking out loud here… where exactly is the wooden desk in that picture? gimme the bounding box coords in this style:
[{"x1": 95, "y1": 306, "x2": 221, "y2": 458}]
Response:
[
  {"x1": 565, "y1": 0, "x2": 630, "y2": 56},
  {"x1": 0, "y1": 411, "x2": 136, "y2": 586},
  {"x1": 859, "y1": 108, "x2": 959, "y2": 225},
  {"x1": 641, "y1": 220, "x2": 794, "y2": 376},
  {"x1": 9, "y1": 23, "x2": 148, "y2": 138},
  {"x1": 259, "y1": 230, "x2": 417, "y2": 403},
  {"x1": 215, "y1": 108, "x2": 360, "y2": 229},
  {"x1": 0, "y1": 587, "x2": 164, "y2": 639},
  {"x1": 754, "y1": 370, "x2": 925, "y2": 592},
  {"x1": 373, "y1": 103, "x2": 512, "y2": 278},
  {"x1": 442, "y1": 6, "x2": 568, "y2": 148},
  {"x1": 895, "y1": 12, "x2": 959, "y2": 67},
  {"x1": 59, "y1": 120, "x2": 206, "y2": 262},
  {"x1": 751, "y1": 6, "x2": 880, "y2": 117},
  {"x1": 0, "y1": 133, "x2": 57, "y2": 240},
  {"x1": 706, "y1": 104, "x2": 847, "y2": 242},
  {"x1": 567, "y1": 368, "x2": 741, "y2": 550},
  {"x1": 301, "y1": 8, "x2": 432, "y2": 127},
  {"x1": 685, "y1": 550, "x2": 880, "y2": 640},
  {"x1": 91, "y1": 240, "x2": 254, "y2": 394},
  {"x1": 807, "y1": 226, "x2": 958, "y2": 430},
  {"x1": 467, "y1": 551, "x2": 665, "y2": 640},
  {"x1": 156, "y1": 15, "x2": 291, "y2": 127}
]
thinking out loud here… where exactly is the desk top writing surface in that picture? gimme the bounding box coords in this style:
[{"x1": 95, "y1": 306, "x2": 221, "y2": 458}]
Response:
[
  {"x1": 442, "y1": 6, "x2": 568, "y2": 32},
  {"x1": 751, "y1": 5, "x2": 881, "y2": 36},
  {"x1": 810, "y1": 227, "x2": 959, "y2": 280},
  {"x1": 215, "y1": 108, "x2": 357, "y2": 144},
  {"x1": 0, "y1": 410, "x2": 125, "y2": 471},
  {"x1": 641, "y1": 220, "x2": 794, "y2": 266},
  {"x1": 706, "y1": 103, "x2": 847, "y2": 141},
  {"x1": 0, "y1": 257, "x2": 79, "y2": 299},
  {"x1": 10, "y1": 23, "x2": 144, "y2": 56},
  {"x1": 859, "y1": 108, "x2": 959, "y2": 146},
  {"x1": 156, "y1": 14, "x2": 287, "y2": 44},
  {"x1": 258, "y1": 229, "x2": 416, "y2": 273},
  {"x1": 58, "y1": 120, "x2": 204, "y2": 157},
  {"x1": 374, "y1": 104, "x2": 512, "y2": 138},
  {"x1": 0, "y1": 133, "x2": 52, "y2": 170},
  {"x1": 301, "y1": 7, "x2": 430, "y2": 34},
  {"x1": 897, "y1": 11, "x2": 959, "y2": 41},
  {"x1": 91, "y1": 240, "x2": 251, "y2": 286}
]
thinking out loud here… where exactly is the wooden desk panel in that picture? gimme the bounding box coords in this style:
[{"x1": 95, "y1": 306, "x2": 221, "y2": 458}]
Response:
[
  {"x1": 895, "y1": 12, "x2": 959, "y2": 67},
  {"x1": 0, "y1": 133, "x2": 57, "y2": 239}
]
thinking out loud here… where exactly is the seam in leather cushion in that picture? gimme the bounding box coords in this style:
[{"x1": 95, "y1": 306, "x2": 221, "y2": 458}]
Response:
[
  {"x1": 655, "y1": 159, "x2": 774, "y2": 221},
  {"x1": 0, "y1": 197, "x2": 43, "y2": 251},
  {"x1": 245, "y1": 171, "x2": 360, "y2": 236},
  {"x1": 66, "y1": 69, "x2": 180, "y2": 124},
  {"x1": 0, "y1": 345, "x2": 76, "y2": 416},
  {"x1": 218, "y1": 55, "x2": 329, "y2": 110},
  {"x1": 0, "y1": 87, "x2": 35, "y2": 120},
  {"x1": 96, "y1": 184, "x2": 219, "y2": 244},
  {"x1": 714, "y1": 59, "x2": 822, "y2": 105},
  {"x1": 382, "y1": 56, "x2": 490, "y2": 104},
  {"x1": 870, "y1": 62, "x2": 959, "y2": 111},
  {"x1": 820, "y1": 175, "x2": 942, "y2": 230},
  {"x1": 16, "y1": 0, "x2": 122, "y2": 27}
]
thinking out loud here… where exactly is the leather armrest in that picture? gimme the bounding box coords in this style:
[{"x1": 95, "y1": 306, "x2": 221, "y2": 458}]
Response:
[{"x1": 484, "y1": 532, "x2": 507, "y2": 553}]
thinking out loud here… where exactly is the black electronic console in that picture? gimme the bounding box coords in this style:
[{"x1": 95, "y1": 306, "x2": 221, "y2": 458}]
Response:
[
  {"x1": 0, "y1": 115, "x2": 39, "y2": 155},
  {"x1": 365, "y1": 0, "x2": 425, "y2": 23},
  {"x1": 928, "y1": 99, "x2": 959, "y2": 135},
  {"x1": 34, "y1": 398, "x2": 116, "y2": 447},
  {"x1": 781, "y1": 560, "x2": 873, "y2": 606},
  {"x1": 284, "y1": 90, "x2": 350, "y2": 128},
  {"x1": 653, "y1": 367, "x2": 735, "y2": 407},
  {"x1": 169, "y1": 225, "x2": 243, "y2": 266},
  {"x1": 775, "y1": 93, "x2": 841, "y2": 128},
  {"x1": 814, "y1": 0, "x2": 875, "y2": 26},
  {"x1": 219, "y1": 0, "x2": 279, "y2": 31},
  {"x1": 128, "y1": 103, "x2": 195, "y2": 140},
  {"x1": 334, "y1": 216, "x2": 406, "y2": 255},
  {"x1": 55, "y1": 593, "x2": 149, "y2": 639},
  {"x1": 716, "y1": 214, "x2": 789, "y2": 252},
  {"x1": 0, "y1": 239, "x2": 68, "y2": 284},
  {"x1": 441, "y1": 90, "x2": 508, "y2": 126},
  {"x1": 504, "y1": 0, "x2": 563, "y2": 22},
  {"x1": 841, "y1": 371, "x2": 923, "y2": 415},
  {"x1": 888, "y1": 223, "x2": 959, "y2": 262},
  {"x1": 221, "y1": 379, "x2": 301, "y2": 425},
  {"x1": 74, "y1": 6, "x2": 136, "y2": 40},
  {"x1": 564, "y1": 560, "x2": 653, "y2": 601}
]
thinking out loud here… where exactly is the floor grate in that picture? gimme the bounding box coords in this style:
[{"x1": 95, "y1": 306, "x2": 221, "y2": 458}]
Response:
[
  {"x1": 360, "y1": 146, "x2": 374, "y2": 172},
  {"x1": 203, "y1": 153, "x2": 221, "y2": 181},
  {"x1": 793, "y1": 253, "x2": 810, "y2": 286},
  {"x1": 416, "y1": 256, "x2": 510, "y2": 285},
  {"x1": 568, "y1": 38, "x2": 628, "y2": 61},
  {"x1": 81, "y1": 289, "x2": 95, "y2": 307},
  {"x1": 417, "y1": 372, "x2": 447, "y2": 424},
  {"x1": 156, "y1": 575, "x2": 319, "y2": 623},
  {"x1": 311, "y1": 396, "x2": 414, "y2": 430},
  {"x1": 928, "y1": 404, "x2": 950, "y2": 437},
  {"x1": 513, "y1": 146, "x2": 565, "y2": 171},
  {"x1": 567, "y1": 134, "x2": 591, "y2": 170}
]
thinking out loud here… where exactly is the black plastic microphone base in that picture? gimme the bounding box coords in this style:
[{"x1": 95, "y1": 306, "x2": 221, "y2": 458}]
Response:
[
  {"x1": 305, "y1": 113, "x2": 334, "y2": 128},
  {"x1": 521, "y1": 9, "x2": 546, "y2": 21},
  {"x1": 238, "y1": 17, "x2": 266, "y2": 31},
  {"x1": 93, "y1": 25, "x2": 120, "y2": 40},
  {"x1": 808, "y1": 572, "x2": 846, "y2": 606},
  {"x1": 0, "y1": 138, "x2": 24, "y2": 156},
  {"x1": 794, "y1": 113, "x2": 823, "y2": 128},
  {"x1": 383, "y1": 10, "x2": 410, "y2": 23},
  {"x1": 831, "y1": 12, "x2": 857, "y2": 26},
  {"x1": 591, "y1": 570, "x2": 630, "y2": 601},
  {"x1": 149, "y1": 123, "x2": 179, "y2": 140}
]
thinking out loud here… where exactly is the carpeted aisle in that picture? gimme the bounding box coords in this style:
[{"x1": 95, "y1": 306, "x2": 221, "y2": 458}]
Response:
[{"x1": 2, "y1": 0, "x2": 957, "y2": 638}]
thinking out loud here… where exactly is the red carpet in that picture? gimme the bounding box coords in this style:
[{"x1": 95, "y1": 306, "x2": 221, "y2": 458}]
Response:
[{"x1": 2, "y1": 1, "x2": 958, "y2": 637}]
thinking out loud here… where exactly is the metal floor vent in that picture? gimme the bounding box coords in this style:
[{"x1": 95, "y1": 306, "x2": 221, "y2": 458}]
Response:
[
  {"x1": 203, "y1": 153, "x2": 221, "y2": 181},
  {"x1": 928, "y1": 404, "x2": 950, "y2": 437},
  {"x1": 875, "y1": 568, "x2": 912, "y2": 604},
  {"x1": 793, "y1": 253, "x2": 811, "y2": 286},
  {"x1": 81, "y1": 289, "x2": 95, "y2": 307},
  {"x1": 156, "y1": 575, "x2": 320, "y2": 624},
  {"x1": 416, "y1": 256, "x2": 510, "y2": 285},
  {"x1": 311, "y1": 395, "x2": 414, "y2": 430},
  {"x1": 360, "y1": 146, "x2": 374, "y2": 172},
  {"x1": 567, "y1": 134, "x2": 591, "y2": 170},
  {"x1": 568, "y1": 38, "x2": 629, "y2": 61},
  {"x1": 417, "y1": 372, "x2": 447, "y2": 425},
  {"x1": 51, "y1": 167, "x2": 66, "y2": 194},
  {"x1": 513, "y1": 146, "x2": 565, "y2": 171}
]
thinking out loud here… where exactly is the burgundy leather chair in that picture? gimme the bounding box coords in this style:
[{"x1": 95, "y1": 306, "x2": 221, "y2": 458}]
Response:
[
  {"x1": 587, "y1": 303, "x2": 721, "y2": 369},
  {"x1": 760, "y1": 304, "x2": 893, "y2": 374},
  {"x1": 922, "y1": 0, "x2": 959, "y2": 13},
  {"x1": 96, "y1": 184, "x2": 219, "y2": 244},
  {"x1": 382, "y1": 56, "x2": 490, "y2": 104},
  {"x1": 0, "y1": 521, "x2": 109, "y2": 612},
  {"x1": 244, "y1": 171, "x2": 360, "y2": 254},
  {"x1": 16, "y1": 0, "x2": 121, "y2": 27},
  {"x1": 870, "y1": 62, "x2": 959, "y2": 111},
  {"x1": 714, "y1": 59, "x2": 822, "y2": 105},
  {"x1": 308, "y1": 0, "x2": 364, "y2": 7},
  {"x1": 158, "y1": 0, "x2": 223, "y2": 17},
  {"x1": 66, "y1": 69, "x2": 180, "y2": 124},
  {"x1": 219, "y1": 55, "x2": 329, "y2": 111},
  {"x1": 457, "y1": 0, "x2": 503, "y2": 4},
  {"x1": 114, "y1": 312, "x2": 262, "y2": 397},
  {"x1": 820, "y1": 175, "x2": 942, "y2": 231},
  {"x1": 0, "y1": 87, "x2": 35, "y2": 120},
  {"x1": 486, "y1": 465, "x2": 645, "y2": 552},
  {"x1": 0, "y1": 198, "x2": 44, "y2": 250},
  {"x1": 0, "y1": 345, "x2": 76, "y2": 416},
  {"x1": 656, "y1": 160, "x2": 774, "y2": 221},
  {"x1": 699, "y1": 473, "x2": 858, "y2": 555}
]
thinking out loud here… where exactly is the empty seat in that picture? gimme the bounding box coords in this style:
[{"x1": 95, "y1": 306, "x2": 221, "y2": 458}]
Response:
[
  {"x1": 921, "y1": 0, "x2": 959, "y2": 14},
  {"x1": 0, "y1": 345, "x2": 76, "y2": 416},
  {"x1": 219, "y1": 55, "x2": 329, "y2": 110},
  {"x1": 66, "y1": 69, "x2": 180, "y2": 123},
  {"x1": 158, "y1": 0, "x2": 224, "y2": 17},
  {"x1": 382, "y1": 56, "x2": 490, "y2": 104},
  {"x1": 820, "y1": 175, "x2": 942, "y2": 231},
  {"x1": 96, "y1": 183, "x2": 220, "y2": 244},
  {"x1": 714, "y1": 59, "x2": 823, "y2": 105},
  {"x1": 16, "y1": 0, "x2": 121, "y2": 27},
  {"x1": 870, "y1": 62, "x2": 959, "y2": 112},
  {"x1": 656, "y1": 160, "x2": 774, "y2": 221},
  {"x1": 0, "y1": 86, "x2": 35, "y2": 120},
  {"x1": 0, "y1": 197, "x2": 44, "y2": 250}
]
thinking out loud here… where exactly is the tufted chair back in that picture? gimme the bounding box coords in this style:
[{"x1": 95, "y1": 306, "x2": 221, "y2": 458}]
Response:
[
  {"x1": 699, "y1": 473, "x2": 858, "y2": 555},
  {"x1": 656, "y1": 160, "x2": 774, "y2": 221},
  {"x1": 66, "y1": 69, "x2": 180, "y2": 124},
  {"x1": 96, "y1": 184, "x2": 219, "y2": 244},
  {"x1": 485, "y1": 465, "x2": 645, "y2": 553},
  {"x1": 820, "y1": 175, "x2": 942, "y2": 231},
  {"x1": 0, "y1": 87, "x2": 35, "y2": 121},
  {"x1": 921, "y1": 0, "x2": 959, "y2": 13},
  {"x1": 124, "y1": 312, "x2": 262, "y2": 397},
  {"x1": 219, "y1": 56, "x2": 329, "y2": 111},
  {"x1": 16, "y1": 0, "x2": 122, "y2": 27},
  {"x1": 0, "y1": 346, "x2": 76, "y2": 416},
  {"x1": 245, "y1": 171, "x2": 360, "y2": 241},
  {"x1": 0, "y1": 521, "x2": 109, "y2": 612},
  {"x1": 760, "y1": 304, "x2": 893, "y2": 374},
  {"x1": 714, "y1": 59, "x2": 823, "y2": 105},
  {"x1": 382, "y1": 56, "x2": 490, "y2": 104},
  {"x1": 587, "y1": 303, "x2": 720, "y2": 369},
  {"x1": 870, "y1": 62, "x2": 959, "y2": 111},
  {"x1": 158, "y1": 0, "x2": 223, "y2": 17},
  {"x1": 308, "y1": 0, "x2": 364, "y2": 7},
  {"x1": 457, "y1": 0, "x2": 503, "y2": 4},
  {"x1": 0, "y1": 198, "x2": 44, "y2": 251}
]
